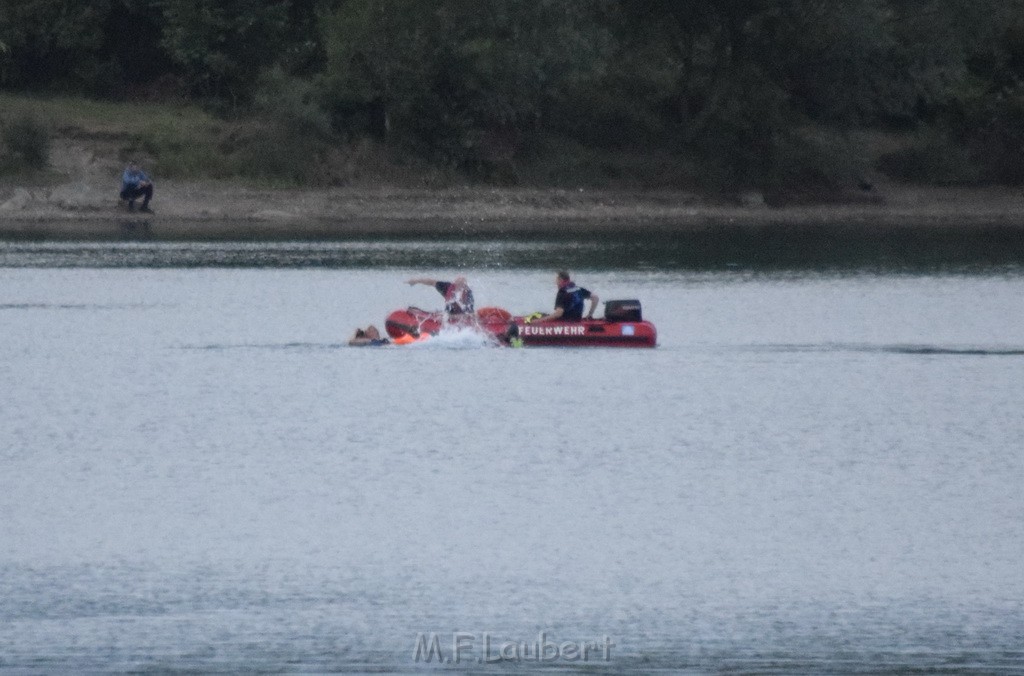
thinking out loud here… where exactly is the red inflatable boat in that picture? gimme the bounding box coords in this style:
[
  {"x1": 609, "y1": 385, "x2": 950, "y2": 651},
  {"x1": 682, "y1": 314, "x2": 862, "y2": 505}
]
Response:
[{"x1": 384, "y1": 300, "x2": 657, "y2": 348}]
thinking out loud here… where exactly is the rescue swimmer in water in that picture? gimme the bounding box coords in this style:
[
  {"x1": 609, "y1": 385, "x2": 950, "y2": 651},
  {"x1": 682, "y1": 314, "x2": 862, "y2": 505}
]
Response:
[{"x1": 348, "y1": 325, "x2": 390, "y2": 346}]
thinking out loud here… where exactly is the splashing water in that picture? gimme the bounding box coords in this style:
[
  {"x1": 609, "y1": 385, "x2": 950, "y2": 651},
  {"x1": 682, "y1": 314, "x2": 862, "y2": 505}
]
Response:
[{"x1": 405, "y1": 323, "x2": 501, "y2": 349}]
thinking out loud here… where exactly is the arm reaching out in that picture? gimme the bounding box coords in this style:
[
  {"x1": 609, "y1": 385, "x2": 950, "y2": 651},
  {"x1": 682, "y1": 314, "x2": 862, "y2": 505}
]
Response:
[
  {"x1": 586, "y1": 294, "x2": 599, "y2": 319},
  {"x1": 534, "y1": 307, "x2": 564, "y2": 323},
  {"x1": 406, "y1": 277, "x2": 437, "y2": 286}
]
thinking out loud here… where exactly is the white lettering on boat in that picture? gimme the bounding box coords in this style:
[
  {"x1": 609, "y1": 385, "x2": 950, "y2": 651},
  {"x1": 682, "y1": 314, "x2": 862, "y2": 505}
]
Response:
[{"x1": 521, "y1": 324, "x2": 586, "y2": 337}]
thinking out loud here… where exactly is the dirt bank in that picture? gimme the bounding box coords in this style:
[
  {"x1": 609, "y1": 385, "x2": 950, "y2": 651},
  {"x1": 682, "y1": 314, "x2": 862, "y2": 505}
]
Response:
[{"x1": 2, "y1": 138, "x2": 1024, "y2": 239}]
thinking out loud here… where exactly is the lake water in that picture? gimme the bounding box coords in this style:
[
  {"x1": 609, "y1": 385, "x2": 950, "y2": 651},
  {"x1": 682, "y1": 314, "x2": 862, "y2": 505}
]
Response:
[{"x1": 1, "y1": 233, "x2": 1023, "y2": 673}]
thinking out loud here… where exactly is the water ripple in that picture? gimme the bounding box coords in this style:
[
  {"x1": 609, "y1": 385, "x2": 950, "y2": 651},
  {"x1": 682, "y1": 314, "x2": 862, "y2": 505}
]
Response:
[{"x1": 739, "y1": 343, "x2": 1024, "y2": 356}]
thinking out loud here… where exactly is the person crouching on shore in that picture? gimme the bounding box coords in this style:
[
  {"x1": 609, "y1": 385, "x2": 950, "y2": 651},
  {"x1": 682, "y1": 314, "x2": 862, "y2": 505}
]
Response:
[{"x1": 120, "y1": 160, "x2": 154, "y2": 213}]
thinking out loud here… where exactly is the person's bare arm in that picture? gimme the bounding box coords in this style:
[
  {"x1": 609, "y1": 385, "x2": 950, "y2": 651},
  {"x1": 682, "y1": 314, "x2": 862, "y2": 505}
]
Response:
[
  {"x1": 586, "y1": 293, "x2": 599, "y2": 319},
  {"x1": 406, "y1": 277, "x2": 437, "y2": 286}
]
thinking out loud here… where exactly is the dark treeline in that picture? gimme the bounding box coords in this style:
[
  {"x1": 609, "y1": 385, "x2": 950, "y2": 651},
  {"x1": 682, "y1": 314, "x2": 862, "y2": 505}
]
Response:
[{"x1": 3, "y1": 0, "x2": 1024, "y2": 190}]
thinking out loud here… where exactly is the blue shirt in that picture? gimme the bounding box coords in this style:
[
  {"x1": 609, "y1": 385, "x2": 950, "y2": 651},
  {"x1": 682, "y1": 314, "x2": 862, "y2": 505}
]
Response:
[
  {"x1": 121, "y1": 167, "x2": 151, "y2": 191},
  {"x1": 554, "y1": 283, "x2": 591, "y2": 321}
]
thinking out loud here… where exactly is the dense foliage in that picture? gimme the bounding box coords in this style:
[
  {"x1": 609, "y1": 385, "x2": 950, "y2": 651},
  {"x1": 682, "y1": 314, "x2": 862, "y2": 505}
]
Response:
[
  {"x1": 0, "y1": 114, "x2": 49, "y2": 172},
  {"x1": 2, "y1": 0, "x2": 1023, "y2": 188}
]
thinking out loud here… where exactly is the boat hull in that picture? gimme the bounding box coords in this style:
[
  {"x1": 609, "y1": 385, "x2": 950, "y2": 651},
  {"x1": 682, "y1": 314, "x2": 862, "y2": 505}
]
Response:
[
  {"x1": 513, "y1": 317, "x2": 657, "y2": 347},
  {"x1": 385, "y1": 307, "x2": 657, "y2": 348}
]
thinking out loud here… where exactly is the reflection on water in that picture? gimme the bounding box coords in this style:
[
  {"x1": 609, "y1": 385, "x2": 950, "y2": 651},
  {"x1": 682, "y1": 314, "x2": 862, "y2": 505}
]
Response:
[{"x1": 2, "y1": 223, "x2": 1024, "y2": 272}]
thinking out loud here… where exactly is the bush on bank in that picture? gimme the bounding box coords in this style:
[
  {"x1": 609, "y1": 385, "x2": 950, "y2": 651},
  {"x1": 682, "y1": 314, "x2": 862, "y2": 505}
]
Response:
[{"x1": 0, "y1": 115, "x2": 50, "y2": 174}]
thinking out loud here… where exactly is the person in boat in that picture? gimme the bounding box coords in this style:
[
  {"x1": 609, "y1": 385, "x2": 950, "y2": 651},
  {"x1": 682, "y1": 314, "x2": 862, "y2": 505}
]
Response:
[
  {"x1": 349, "y1": 325, "x2": 390, "y2": 346},
  {"x1": 533, "y1": 270, "x2": 599, "y2": 322},
  {"x1": 406, "y1": 276, "x2": 475, "y2": 315}
]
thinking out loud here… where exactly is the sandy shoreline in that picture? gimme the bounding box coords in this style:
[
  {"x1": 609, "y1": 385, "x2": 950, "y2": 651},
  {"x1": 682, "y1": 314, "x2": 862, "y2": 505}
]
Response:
[{"x1": 3, "y1": 178, "x2": 1024, "y2": 240}]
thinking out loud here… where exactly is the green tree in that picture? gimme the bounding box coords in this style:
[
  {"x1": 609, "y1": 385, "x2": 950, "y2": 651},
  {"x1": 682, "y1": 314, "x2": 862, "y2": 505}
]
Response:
[
  {"x1": 158, "y1": 0, "x2": 289, "y2": 104},
  {"x1": 941, "y1": 0, "x2": 1024, "y2": 183},
  {"x1": 321, "y1": 0, "x2": 608, "y2": 171},
  {"x1": 235, "y1": 67, "x2": 334, "y2": 183},
  {"x1": 281, "y1": 0, "x2": 343, "y2": 76},
  {"x1": 612, "y1": 0, "x2": 774, "y2": 140},
  {"x1": 0, "y1": 39, "x2": 8, "y2": 82},
  {"x1": 750, "y1": 1, "x2": 899, "y2": 124},
  {"x1": 0, "y1": 0, "x2": 111, "y2": 89},
  {"x1": 608, "y1": 0, "x2": 819, "y2": 186},
  {"x1": 600, "y1": 1, "x2": 1021, "y2": 187},
  {"x1": 99, "y1": 0, "x2": 174, "y2": 97}
]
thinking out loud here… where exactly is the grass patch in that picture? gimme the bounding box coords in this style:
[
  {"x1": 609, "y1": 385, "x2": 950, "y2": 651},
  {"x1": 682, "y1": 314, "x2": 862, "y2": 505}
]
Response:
[
  {"x1": 0, "y1": 92, "x2": 221, "y2": 139},
  {"x1": 2, "y1": 92, "x2": 978, "y2": 192},
  {"x1": 126, "y1": 120, "x2": 235, "y2": 179},
  {"x1": 0, "y1": 92, "x2": 237, "y2": 179},
  {"x1": 0, "y1": 115, "x2": 51, "y2": 173},
  {"x1": 876, "y1": 129, "x2": 981, "y2": 185}
]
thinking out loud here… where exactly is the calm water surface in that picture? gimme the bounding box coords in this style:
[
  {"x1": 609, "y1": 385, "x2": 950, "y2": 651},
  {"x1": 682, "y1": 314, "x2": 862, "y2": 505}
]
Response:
[{"x1": 1, "y1": 236, "x2": 1023, "y2": 673}]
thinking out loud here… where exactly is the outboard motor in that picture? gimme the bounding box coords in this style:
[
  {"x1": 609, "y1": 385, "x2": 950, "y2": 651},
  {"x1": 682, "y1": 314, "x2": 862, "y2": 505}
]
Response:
[{"x1": 604, "y1": 299, "x2": 642, "y2": 322}]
